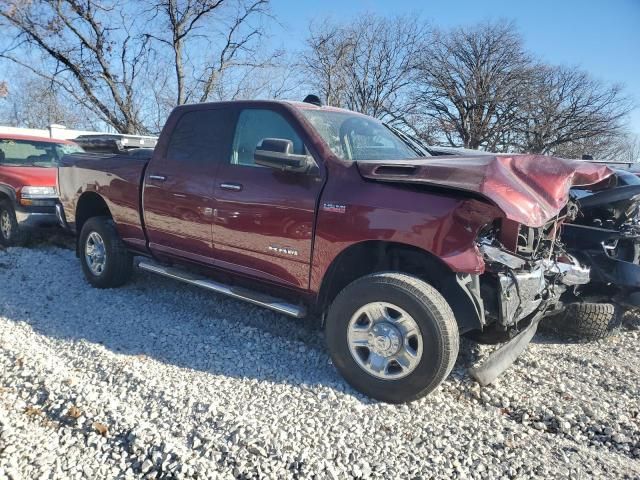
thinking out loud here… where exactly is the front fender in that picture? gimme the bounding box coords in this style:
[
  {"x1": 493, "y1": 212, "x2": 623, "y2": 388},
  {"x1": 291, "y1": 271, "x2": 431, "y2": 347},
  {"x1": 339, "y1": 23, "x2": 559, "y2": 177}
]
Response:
[{"x1": 311, "y1": 180, "x2": 501, "y2": 293}]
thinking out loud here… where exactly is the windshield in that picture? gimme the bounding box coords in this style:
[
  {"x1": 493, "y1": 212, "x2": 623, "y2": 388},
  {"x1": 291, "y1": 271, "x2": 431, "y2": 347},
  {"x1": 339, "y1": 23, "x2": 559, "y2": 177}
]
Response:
[
  {"x1": 0, "y1": 139, "x2": 83, "y2": 167},
  {"x1": 301, "y1": 109, "x2": 421, "y2": 161}
]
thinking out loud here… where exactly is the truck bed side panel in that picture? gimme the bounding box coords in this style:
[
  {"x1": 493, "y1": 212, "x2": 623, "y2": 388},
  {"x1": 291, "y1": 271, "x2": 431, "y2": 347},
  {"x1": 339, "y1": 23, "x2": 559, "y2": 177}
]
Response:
[{"x1": 58, "y1": 153, "x2": 150, "y2": 250}]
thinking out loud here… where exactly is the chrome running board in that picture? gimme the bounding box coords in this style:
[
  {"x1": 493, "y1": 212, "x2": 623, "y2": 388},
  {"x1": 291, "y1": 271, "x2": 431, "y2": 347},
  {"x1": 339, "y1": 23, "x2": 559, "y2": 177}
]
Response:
[{"x1": 137, "y1": 260, "x2": 306, "y2": 318}]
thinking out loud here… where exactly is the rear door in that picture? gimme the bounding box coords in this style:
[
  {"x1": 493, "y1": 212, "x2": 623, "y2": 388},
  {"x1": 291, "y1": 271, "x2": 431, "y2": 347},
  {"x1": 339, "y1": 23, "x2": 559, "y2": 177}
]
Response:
[
  {"x1": 211, "y1": 106, "x2": 325, "y2": 289},
  {"x1": 143, "y1": 107, "x2": 237, "y2": 264}
]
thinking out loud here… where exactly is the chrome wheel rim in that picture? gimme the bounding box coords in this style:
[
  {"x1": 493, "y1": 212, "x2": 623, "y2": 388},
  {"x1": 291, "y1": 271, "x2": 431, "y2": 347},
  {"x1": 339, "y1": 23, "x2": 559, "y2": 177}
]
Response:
[
  {"x1": 85, "y1": 231, "x2": 106, "y2": 276},
  {"x1": 347, "y1": 302, "x2": 423, "y2": 380},
  {"x1": 0, "y1": 210, "x2": 11, "y2": 240}
]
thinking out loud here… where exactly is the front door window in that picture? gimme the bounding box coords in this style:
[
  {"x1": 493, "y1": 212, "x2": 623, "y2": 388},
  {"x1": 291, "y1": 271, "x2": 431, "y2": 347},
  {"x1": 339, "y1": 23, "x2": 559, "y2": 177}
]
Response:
[{"x1": 230, "y1": 109, "x2": 305, "y2": 167}]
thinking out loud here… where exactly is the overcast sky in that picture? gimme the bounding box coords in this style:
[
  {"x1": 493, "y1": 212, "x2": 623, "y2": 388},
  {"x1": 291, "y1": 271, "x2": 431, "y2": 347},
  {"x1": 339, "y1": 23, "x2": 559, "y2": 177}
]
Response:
[{"x1": 272, "y1": 0, "x2": 640, "y2": 135}]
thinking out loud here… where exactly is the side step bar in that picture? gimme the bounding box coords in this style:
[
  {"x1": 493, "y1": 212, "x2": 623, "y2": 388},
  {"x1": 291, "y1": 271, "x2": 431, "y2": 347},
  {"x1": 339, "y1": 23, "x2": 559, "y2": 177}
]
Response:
[{"x1": 137, "y1": 260, "x2": 306, "y2": 318}]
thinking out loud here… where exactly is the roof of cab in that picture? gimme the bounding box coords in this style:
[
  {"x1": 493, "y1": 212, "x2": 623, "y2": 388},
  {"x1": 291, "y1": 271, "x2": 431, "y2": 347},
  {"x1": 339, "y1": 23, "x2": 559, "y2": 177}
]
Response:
[
  {"x1": 170, "y1": 98, "x2": 367, "y2": 117},
  {"x1": 283, "y1": 100, "x2": 365, "y2": 115}
]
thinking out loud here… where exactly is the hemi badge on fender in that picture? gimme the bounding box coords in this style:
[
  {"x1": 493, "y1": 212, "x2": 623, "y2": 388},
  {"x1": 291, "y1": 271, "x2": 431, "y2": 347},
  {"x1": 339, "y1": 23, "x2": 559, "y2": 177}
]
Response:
[{"x1": 322, "y1": 202, "x2": 346, "y2": 214}]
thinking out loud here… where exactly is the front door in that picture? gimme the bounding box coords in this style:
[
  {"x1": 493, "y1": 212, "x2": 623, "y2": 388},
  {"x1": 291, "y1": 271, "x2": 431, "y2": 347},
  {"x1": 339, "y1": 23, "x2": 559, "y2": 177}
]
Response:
[
  {"x1": 212, "y1": 107, "x2": 324, "y2": 289},
  {"x1": 143, "y1": 107, "x2": 236, "y2": 264}
]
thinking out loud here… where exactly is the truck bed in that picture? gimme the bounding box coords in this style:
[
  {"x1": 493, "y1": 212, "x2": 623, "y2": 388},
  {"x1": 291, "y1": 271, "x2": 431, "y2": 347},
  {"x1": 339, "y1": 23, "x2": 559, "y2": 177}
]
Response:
[{"x1": 58, "y1": 151, "x2": 152, "y2": 250}]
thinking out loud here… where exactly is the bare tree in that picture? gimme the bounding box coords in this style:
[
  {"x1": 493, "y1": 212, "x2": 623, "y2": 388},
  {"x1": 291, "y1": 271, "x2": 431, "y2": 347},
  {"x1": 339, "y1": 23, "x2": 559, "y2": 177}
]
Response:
[
  {"x1": 0, "y1": 75, "x2": 94, "y2": 128},
  {"x1": 207, "y1": 55, "x2": 302, "y2": 101},
  {"x1": 553, "y1": 131, "x2": 640, "y2": 163},
  {"x1": 609, "y1": 133, "x2": 640, "y2": 163},
  {"x1": 0, "y1": 0, "x2": 154, "y2": 133},
  {"x1": 302, "y1": 20, "x2": 352, "y2": 108},
  {"x1": 145, "y1": 0, "x2": 277, "y2": 105},
  {"x1": 615, "y1": 133, "x2": 640, "y2": 163},
  {"x1": 414, "y1": 21, "x2": 531, "y2": 150},
  {"x1": 302, "y1": 14, "x2": 429, "y2": 125},
  {"x1": 514, "y1": 65, "x2": 632, "y2": 154}
]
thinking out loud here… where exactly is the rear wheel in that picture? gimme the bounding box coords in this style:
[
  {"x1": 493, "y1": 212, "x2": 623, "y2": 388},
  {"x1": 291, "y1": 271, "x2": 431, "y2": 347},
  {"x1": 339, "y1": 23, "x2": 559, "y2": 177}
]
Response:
[
  {"x1": 79, "y1": 216, "x2": 133, "y2": 288},
  {"x1": 0, "y1": 200, "x2": 26, "y2": 247},
  {"x1": 325, "y1": 272, "x2": 459, "y2": 403}
]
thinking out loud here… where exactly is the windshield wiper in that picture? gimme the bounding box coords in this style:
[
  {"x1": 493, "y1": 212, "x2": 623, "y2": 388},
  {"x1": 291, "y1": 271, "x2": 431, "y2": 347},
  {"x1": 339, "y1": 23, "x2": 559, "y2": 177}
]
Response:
[{"x1": 383, "y1": 124, "x2": 430, "y2": 157}]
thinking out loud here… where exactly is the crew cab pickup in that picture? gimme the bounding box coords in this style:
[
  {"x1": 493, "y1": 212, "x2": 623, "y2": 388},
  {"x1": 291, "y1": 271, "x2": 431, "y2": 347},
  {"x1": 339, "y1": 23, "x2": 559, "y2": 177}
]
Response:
[
  {"x1": 0, "y1": 134, "x2": 82, "y2": 246},
  {"x1": 57, "y1": 99, "x2": 613, "y2": 403}
]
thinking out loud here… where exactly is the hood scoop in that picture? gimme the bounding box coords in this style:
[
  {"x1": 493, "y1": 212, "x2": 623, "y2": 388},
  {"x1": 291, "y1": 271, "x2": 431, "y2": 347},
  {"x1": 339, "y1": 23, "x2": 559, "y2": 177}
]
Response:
[{"x1": 373, "y1": 165, "x2": 418, "y2": 176}]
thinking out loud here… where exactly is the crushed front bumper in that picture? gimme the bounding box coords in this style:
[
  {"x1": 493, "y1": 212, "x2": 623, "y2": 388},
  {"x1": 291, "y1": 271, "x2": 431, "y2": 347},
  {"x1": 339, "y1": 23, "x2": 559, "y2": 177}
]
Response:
[
  {"x1": 469, "y1": 242, "x2": 592, "y2": 385},
  {"x1": 479, "y1": 242, "x2": 590, "y2": 327},
  {"x1": 470, "y1": 310, "x2": 545, "y2": 386}
]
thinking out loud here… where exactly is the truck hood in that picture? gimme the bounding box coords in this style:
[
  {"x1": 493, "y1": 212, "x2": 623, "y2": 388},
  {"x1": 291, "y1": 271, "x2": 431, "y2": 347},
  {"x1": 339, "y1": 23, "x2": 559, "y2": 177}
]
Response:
[
  {"x1": 0, "y1": 165, "x2": 58, "y2": 190},
  {"x1": 356, "y1": 154, "x2": 614, "y2": 228}
]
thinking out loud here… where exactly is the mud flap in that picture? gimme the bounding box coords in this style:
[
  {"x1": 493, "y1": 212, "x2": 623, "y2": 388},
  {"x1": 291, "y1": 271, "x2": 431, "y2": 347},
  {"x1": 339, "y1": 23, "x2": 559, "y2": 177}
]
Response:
[{"x1": 469, "y1": 311, "x2": 544, "y2": 386}]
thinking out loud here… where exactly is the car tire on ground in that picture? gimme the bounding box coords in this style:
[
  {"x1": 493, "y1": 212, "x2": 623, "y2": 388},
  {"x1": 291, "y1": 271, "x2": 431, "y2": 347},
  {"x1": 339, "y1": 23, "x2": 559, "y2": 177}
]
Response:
[
  {"x1": 79, "y1": 216, "x2": 133, "y2": 288},
  {"x1": 0, "y1": 200, "x2": 26, "y2": 247},
  {"x1": 555, "y1": 302, "x2": 621, "y2": 341},
  {"x1": 325, "y1": 272, "x2": 459, "y2": 403}
]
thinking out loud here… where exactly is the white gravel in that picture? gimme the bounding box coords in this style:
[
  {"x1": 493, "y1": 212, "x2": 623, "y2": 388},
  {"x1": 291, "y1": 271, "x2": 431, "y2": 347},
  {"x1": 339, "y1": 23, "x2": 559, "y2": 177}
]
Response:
[{"x1": 0, "y1": 245, "x2": 639, "y2": 479}]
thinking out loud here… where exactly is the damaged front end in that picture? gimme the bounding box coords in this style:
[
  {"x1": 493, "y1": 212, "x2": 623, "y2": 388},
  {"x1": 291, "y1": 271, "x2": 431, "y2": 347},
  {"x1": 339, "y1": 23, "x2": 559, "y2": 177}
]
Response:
[
  {"x1": 470, "y1": 213, "x2": 592, "y2": 385},
  {"x1": 478, "y1": 215, "x2": 590, "y2": 331},
  {"x1": 356, "y1": 153, "x2": 617, "y2": 384}
]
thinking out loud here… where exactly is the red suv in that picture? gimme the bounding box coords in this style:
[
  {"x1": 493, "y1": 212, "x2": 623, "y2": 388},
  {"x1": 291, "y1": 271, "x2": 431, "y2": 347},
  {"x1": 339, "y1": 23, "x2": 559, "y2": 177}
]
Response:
[{"x1": 0, "y1": 134, "x2": 83, "y2": 246}]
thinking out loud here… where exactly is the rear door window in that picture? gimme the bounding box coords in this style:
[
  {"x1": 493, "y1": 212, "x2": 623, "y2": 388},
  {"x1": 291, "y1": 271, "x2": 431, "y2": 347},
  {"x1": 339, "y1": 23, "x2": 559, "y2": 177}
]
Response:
[{"x1": 166, "y1": 109, "x2": 236, "y2": 165}]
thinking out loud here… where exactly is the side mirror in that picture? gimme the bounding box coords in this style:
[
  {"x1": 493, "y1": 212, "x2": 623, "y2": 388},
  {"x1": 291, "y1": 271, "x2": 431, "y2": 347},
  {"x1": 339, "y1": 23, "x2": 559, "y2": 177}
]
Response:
[{"x1": 254, "y1": 138, "x2": 313, "y2": 173}]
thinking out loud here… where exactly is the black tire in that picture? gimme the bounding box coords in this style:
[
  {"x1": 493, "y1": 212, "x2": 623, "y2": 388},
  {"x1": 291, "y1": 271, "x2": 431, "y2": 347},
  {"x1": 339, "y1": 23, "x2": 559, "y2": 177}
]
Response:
[
  {"x1": 325, "y1": 272, "x2": 460, "y2": 403},
  {"x1": 0, "y1": 200, "x2": 27, "y2": 247},
  {"x1": 79, "y1": 216, "x2": 133, "y2": 288},
  {"x1": 557, "y1": 303, "x2": 621, "y2": 341}
]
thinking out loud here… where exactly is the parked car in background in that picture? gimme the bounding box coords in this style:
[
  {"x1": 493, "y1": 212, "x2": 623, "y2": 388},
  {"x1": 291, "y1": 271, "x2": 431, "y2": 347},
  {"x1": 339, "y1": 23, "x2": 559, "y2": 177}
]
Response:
[
  {"x1": 57, "y1": 99, "x2": 614, "y2": 402},
  {"x1": 628, "y1": 163, "x2": 640, "y2": 177},
  {"x1": 0, "y1": 134, "x2": 83, "y2": 246}
]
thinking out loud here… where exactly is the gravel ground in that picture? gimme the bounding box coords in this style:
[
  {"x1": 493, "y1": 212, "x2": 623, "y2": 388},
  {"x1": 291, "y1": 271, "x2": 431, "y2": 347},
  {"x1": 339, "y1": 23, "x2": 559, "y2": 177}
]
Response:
[{"x1": 0, "y1": 245, "x2": 639, "y2": 479}]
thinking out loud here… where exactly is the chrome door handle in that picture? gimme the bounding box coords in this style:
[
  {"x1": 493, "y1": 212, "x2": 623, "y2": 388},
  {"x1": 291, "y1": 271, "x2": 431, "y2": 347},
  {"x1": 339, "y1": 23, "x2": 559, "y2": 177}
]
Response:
[
  {"x1": 220, "y1": 182, "x2": 243, "y2": 191},
  {"x1": 149, "y1": 174, "x2": 167, "y2": 181}
]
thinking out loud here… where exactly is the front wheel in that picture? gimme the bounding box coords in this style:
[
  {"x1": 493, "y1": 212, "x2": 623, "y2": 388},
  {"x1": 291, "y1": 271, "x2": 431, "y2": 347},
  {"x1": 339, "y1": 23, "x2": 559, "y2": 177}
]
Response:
[
  {"x1": 0, "y1": 200, "x2": 26, "y2": 247},
  {"x1": 325, "y1": 272, "x2": 460, "y2": 403},
  {"x1": 79, "y1": 216, "x2": 133, "y2": 288}
]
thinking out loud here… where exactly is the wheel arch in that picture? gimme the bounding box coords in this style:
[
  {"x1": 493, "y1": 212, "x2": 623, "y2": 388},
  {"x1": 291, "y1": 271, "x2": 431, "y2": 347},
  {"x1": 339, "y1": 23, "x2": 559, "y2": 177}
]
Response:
[
  {"x1": 75, "y1": 192, "x2": 112, "y2": 255},
  {"x1": 315, "y1": 240, "x2": 483, "y2": 333},
  {"x1": 0, "y1": 184, "x2": 16, "y2": 203}
]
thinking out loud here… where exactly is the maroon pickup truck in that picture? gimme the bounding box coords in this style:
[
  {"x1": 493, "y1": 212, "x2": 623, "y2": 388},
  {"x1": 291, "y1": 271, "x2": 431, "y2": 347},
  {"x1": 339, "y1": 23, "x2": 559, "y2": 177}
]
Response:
[{"x1": 58, "y1": 99, "x2": 613, "y2": 403}]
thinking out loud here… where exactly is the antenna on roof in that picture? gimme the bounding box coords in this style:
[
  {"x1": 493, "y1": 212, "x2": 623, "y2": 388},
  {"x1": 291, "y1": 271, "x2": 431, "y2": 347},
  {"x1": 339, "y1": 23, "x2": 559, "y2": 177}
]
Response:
[{"x1": 303, "y1": 94, "x2": 323, "y2": 107}]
